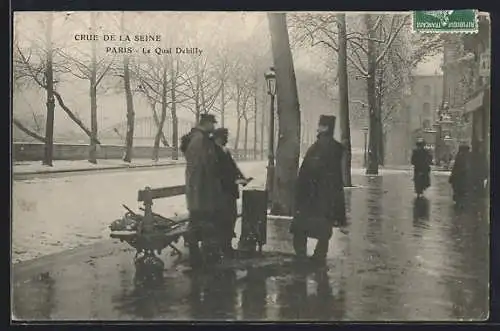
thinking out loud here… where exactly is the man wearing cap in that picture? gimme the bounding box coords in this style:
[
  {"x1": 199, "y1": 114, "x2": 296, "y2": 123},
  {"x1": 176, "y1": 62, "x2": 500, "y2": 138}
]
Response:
[
  {"x1": 212, "y1": 128, "x2": 250, "y2": 258},
  {"x1": 291, "y1": 115, "x2": 346, "y2": 264},
  {"x1": 181, "y1": 114, "x2": 224, "y2": 267}
]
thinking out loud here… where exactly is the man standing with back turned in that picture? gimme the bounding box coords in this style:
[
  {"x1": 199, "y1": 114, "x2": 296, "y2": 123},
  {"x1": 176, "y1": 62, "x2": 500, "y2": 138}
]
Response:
[
  {"x1": 213, "y1": 127, "x2": 251, "y2": 258},
  {"x1": 181, "y1": 114, "x2": 224, "y2": 268},
  {"x1": 291, "y1": 115, "x2": 347, "y2": 265}
]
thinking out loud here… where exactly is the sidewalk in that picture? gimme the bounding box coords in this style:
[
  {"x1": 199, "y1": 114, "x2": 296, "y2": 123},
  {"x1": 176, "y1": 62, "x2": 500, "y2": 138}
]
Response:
[
  {"x1": 11, "y1": 171, "x2": 489, "y2": 321},
  {"x1": 13, "y1": 158, "x2": 185, "y2": 176}
]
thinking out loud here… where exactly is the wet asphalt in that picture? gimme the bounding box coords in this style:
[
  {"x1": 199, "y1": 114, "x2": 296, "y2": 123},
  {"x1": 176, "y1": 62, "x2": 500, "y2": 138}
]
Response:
[{"x1": 12, "y1": 169, "x2": 489, "y2": 321}]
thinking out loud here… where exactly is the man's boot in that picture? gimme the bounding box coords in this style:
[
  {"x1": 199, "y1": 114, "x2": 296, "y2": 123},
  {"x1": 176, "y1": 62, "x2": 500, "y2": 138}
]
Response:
[
  {"x1": 293, "y1": 233, "x2": 308, "y2": 262},
  {"x1": 188, "y1": 241, "x2": 203, "y2": 269},
  {"x1": 311, "y1": 237, "x2": 329, "y2": 265}
]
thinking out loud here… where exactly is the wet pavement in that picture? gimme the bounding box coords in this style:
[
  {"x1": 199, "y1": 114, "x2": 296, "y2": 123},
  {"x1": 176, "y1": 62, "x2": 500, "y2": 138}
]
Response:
[
  {"x1": 11, "y1": 161, "x2": 265, "y2": 263},
  {"x1": 12, "y1": 169, "x2": 489, "y2": 321}
]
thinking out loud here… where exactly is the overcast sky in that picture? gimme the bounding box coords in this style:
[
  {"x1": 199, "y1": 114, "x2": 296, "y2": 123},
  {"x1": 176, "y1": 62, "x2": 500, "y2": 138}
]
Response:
[
  {"x1": 13, "y1": 11, "x2": 442, "y2": 145},
  {"x1": 13, "y1": 12, "x2": 328, "y2": 138}
]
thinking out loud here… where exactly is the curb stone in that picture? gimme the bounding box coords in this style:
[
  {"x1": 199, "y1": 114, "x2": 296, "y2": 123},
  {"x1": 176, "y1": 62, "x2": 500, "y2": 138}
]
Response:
[{"x1": 13, "y1": 161, "x2": 184, "y2": 176}]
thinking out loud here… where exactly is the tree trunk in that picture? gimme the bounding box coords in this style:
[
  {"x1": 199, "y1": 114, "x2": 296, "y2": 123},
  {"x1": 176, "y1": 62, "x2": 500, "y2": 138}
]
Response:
[
  {"x1": 88, "y1": 12, "x2": 98, "y2": 164},
  {"x1": 337, "y1": 13, "x2": 352, "y2": 186},
  {"x1": 150, "y1": 102, "x2": 169, "y2": 147},
  {"x1": 195, "y1": 60, "x2": 201, "y2": 123},
  {"x1": 153, "y1": 66, "x2": 168, "y2": 161},
  {"x1": 260, "y1": 85, "x2": 266, "y2": 160},
  {"x1": 378, "y1": 122, "x2": 385, "y2": 166},
  {"x1": 376, "y1": 87, "x2": 384, "y2": 166},
  {"x1": 121, "y1": 14, "x2": 134, "y2": 163},
  {"x1": 235, "y1": 116, "x2": 241, "y2": 151},
  {"x1": 267, "y1": 13, "x2": 301, "y2": 216},
  {"x1": 253, "y1": 93, "x2": 258, "y2": 160},
  {"x1": 220, "y1": 79, "x2": 225, "y2": 127},
  {"x1": 380, "y1": 129, "x2": 386, "y2": 166},
  {"x1": 171, "y1": 62, "x2": 179, "y2": 160},
  {"x1": 241, "y1": 93, "x2": 250, "y2": 159},
  {"x1": 234, "y1": 88, "x2": 241, "y2": 150},
  {"x1": 42, "y1": 12, "x2": 55, "y2": 166},
  {"x1": 244, "y1": 117, "x2": 249, "y2": 159},
  {"x1": 365, "y1": 14, "x2": 379, "y2": 175}
]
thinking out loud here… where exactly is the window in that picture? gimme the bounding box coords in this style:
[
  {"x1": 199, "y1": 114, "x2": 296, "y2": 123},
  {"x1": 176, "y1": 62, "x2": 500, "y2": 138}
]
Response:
[
  {"x1": 423, "y1": 103, "x2": 431, "y2": 116},
  {"x1": 423, "y1": 85, "x2": 431, "y2": 96},
  {"x1": 422, "y1": 119, "x2": 431, "y2": 129}
]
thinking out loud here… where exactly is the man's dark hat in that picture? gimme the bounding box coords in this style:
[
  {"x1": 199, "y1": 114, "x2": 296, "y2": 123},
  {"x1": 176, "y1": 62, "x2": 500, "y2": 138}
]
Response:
[
  {"x1": 318, "y1": 115, "x2": 336, "y2": 131},
  {"x1": 214, "y1": 127, "x2": 229, "y2": 139},
  {"x1": 200, "y1": 113, "x2": 217, "y2": 124}
]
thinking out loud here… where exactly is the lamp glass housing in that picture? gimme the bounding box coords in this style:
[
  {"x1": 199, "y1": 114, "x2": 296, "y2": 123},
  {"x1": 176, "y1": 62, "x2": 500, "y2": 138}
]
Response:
[{"x1": 264, "y1": 68, "x2": 277, "y2": 96}]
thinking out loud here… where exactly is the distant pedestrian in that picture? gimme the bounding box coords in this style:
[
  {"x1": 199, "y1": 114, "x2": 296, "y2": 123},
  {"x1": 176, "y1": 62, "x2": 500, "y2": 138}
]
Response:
[
  {"x1": 449, "y1": 144, "x2": 471, "y2": 203},
  {"x1": 411, "y1": 138, "x2": 432, "y2": 197},
  {"x1": 291, "y1": 115, "x2": 346, "y2": 265},
  {"x1": 181, "y1": 114, "x2": 224, "y2": 268},
  {"x1": 213, "y1": 128, "x2": 250, "y2": 258}
]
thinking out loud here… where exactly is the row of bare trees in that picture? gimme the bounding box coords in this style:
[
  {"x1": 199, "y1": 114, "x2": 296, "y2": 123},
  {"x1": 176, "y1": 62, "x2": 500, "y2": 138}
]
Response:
[
  {"x1": 289, "y1": 12, "x2": 444, "y2": 178},
  {"x1": 13, "y1": 12, "x2": 273, "y2": 166},
  {"x1": 264, "y1": 12, "x2": 444, "y2": 214}
]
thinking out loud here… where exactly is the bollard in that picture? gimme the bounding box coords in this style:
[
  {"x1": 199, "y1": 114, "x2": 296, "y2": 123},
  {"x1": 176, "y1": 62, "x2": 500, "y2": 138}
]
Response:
[
  {"x1": 239, "y1": 189, "x2": 268, "y2": 254},
  {"x1": 141, "y1": 186, "x2": 155, "y2": 234}
]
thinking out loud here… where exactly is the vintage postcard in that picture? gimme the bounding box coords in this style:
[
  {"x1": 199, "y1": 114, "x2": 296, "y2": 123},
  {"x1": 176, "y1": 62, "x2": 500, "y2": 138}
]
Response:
[{"x1": 11, "y1": 10, "x2": 490, "y2": 321}]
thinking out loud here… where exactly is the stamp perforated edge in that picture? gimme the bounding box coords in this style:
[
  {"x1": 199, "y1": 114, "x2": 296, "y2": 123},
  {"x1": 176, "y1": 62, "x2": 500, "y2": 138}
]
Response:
[{"x1": 411, "y1": 9, "x2": 479, "y2": 34}]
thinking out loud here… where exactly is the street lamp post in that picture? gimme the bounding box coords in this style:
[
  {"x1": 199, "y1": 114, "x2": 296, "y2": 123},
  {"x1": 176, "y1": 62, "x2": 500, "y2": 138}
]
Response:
[
  {"x1": 362, "y1": 126, "x2": 368, "y2": 168},
  {"x1": 264, "y1": 67, "x2": 277, "y2": 203}
]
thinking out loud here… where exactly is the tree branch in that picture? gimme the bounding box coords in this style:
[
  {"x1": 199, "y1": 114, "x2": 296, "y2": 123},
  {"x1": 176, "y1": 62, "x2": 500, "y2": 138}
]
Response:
[
  {"x1": 375, "y1": 15, "x2": 410, "y2": 64},
  {"x1": 96, "y1": 58, "x2": 115, "y2": 86},
  {"x1": 52, "y1": 90, "x2": 101, "y2": 144},
  {"x1": 13, "y1": 119, "x2": 46, "y2": 143}
]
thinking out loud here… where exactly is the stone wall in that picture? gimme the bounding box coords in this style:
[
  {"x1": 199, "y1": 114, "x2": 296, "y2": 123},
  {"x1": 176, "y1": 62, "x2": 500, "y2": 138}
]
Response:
[
  {"x1": 12, "y1": 142, "x2": 259, "y2": 162},
  {"x1": 12, "y1": 143, "x2": 175, "y2": 161}
]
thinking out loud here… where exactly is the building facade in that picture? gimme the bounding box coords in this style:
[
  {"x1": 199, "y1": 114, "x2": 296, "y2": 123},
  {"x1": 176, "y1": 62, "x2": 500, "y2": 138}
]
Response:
[
  {"x1": 408, "y1": 74, "x2": 443, "y2": 134},
  {"x1": 459, "y1": 14, "x2": 490, "y2": 195},
  {"x1": 403, "y1": 68, "x2": 443, "y2": 163}
]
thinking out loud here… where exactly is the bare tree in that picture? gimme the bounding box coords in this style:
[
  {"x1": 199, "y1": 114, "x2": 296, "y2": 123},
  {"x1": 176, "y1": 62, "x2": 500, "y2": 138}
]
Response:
[
  {"x1": 14, "y1": 13, "x2": 100, "y2": 166},
  {"x1": 214, "y1": 51, "x2": 232, "y2": 127},
  {"x1": 337, "y1": 13, "x2": 352, "y2": 186},
  {"x1": 233, "y1": 82, "x2": 252, "y2": 151},
  {"x1": 134, "y1": 55, "x2": 173, "y2": 160},
  {"x1": 43, "y1": 13, "x2": 56, "y2": 166},
  {"x1": 170, "y1": 59, "x2": 183, "y2": 160},
  {"x1": 182, "y1": 55, "x2": 223, "y2": 122},
  {"x1": 290, "y1": 12, "x2": 411, "y2": 175},
  {"x1": 120, "y1": 12, "x2": 135, "y2": 163},
  {"x1": 56, "y1": 13, "x2": 115, "y2": 163}
]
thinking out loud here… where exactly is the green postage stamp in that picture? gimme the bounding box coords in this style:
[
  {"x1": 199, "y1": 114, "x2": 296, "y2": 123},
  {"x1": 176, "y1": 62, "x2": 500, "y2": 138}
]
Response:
[{"x1": 413, "y1": 10, "x2": 478, "y2": 33}]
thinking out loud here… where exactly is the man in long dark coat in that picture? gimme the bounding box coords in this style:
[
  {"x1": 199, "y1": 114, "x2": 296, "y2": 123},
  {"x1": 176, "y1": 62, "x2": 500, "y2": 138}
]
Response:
[
  {"x1": 213, "y1": 128, "x2": 250, "y2": 258},
  {"x1": 181, "y1": 114, "x2": 224, "y2": 267},
  {"x1": 291, "y1": 115, "x2": 347, "y2": 264},
  {"x1": 449, "y1": 144, "x2": 471, "y2": 203}
]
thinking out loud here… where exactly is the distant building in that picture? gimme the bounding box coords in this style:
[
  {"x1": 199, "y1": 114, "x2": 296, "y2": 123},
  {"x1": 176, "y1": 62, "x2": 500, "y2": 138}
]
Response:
[
  {"x1": 403, "y1": 56, "x2": 444, "y2": 161},
  {"x1": 408, "y1": 73, "x2": 443, "y2": 141}
]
